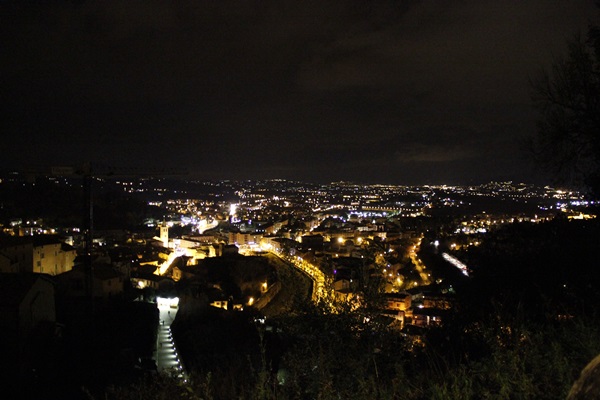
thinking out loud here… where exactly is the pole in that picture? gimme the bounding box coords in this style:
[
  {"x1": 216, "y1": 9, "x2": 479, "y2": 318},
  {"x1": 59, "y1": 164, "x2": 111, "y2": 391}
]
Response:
[{"x1": 83, "y1": 173, "x2": 94, "y2": 317}]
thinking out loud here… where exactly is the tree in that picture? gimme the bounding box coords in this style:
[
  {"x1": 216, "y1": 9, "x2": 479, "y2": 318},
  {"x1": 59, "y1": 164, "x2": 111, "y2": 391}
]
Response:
[{"x1": 530, "y1": 24, "x2": 600, "y2": 197}]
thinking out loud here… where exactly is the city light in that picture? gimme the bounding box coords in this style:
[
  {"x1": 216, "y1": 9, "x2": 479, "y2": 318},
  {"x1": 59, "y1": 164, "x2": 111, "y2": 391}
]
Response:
[{"x1": 442, "y1": 253, "x2": 469, "y2": 276}]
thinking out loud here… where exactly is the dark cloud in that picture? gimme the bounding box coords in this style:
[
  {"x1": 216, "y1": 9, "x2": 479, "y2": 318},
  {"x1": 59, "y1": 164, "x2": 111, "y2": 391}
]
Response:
[{"x1": 0, "y1": 0, "x2": 597, "y2": 184}]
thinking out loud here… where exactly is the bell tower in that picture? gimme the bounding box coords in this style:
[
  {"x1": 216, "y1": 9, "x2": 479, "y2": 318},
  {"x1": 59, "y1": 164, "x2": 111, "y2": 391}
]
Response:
[{"x1": 160, "y1": 220, "x2": 169, "y2": 248}]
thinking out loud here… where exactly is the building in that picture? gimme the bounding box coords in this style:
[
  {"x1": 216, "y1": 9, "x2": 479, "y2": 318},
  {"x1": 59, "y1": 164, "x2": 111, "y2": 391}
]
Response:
[
  {"x1": 0, "y1": 235, "x2": 76, "y2": 275},
  {"x1": 0, "y1": 273, "x2": 59, "y2": 389},
  {"x1": 33, "y1": 236, "x2": 77, "y2": 275},
  {"x1": 384, "y1": 292, "x2": 412, "y2": 312},
  {"x1": 411, "y1": 307, "x2": 448, "y2": 327},
  {"x1": 159, "y1": 221, "x2": 169, "y2": 248},
  {"x1": 300, "y1": 234, "x2": 324, "y2": 251},
  {"x1": 0, "y1": 251, "x2": 19, "y2": 273},
  {"x1": 0, "y1": 237, "x2": 33, "y2": 273},
  {"x1": 228, "y1": 232, "x2": 263, "y2": 246},
  {"x1": 222, "y1": 244, "x2": 239, "y2": 255},
  {"x1": 57, "y1": 263, "x2": 125, "y2": 301},
  {"x1": 131, "y1": 272, "x2": 175, "y2": 291}
]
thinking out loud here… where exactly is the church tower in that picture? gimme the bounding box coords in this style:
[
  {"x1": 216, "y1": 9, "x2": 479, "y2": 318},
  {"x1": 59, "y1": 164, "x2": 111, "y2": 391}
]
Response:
[{"x1": 160, "y1": 221, "x2": 169, "y2": 248}]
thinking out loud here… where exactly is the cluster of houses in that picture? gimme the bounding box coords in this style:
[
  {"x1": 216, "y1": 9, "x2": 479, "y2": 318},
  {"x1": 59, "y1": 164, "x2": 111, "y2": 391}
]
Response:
[
  {"x1": 0, "y1": 208, "x2": 455, "y2": 388},
  {"x1": 0, "y1": 223, "x2": 270, "y2": 386},
  {"x1": 382, "y1": 288, "x2": 452, "y2": 331}
]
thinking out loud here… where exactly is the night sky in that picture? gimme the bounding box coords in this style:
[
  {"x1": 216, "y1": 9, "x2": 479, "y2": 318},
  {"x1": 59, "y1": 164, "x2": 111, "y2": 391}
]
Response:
[{"x1": 1, "y1": 1, "x2": 598, "y2": 185}]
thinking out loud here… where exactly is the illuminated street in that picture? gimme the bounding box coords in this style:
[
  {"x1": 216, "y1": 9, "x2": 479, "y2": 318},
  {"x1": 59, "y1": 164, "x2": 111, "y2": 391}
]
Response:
[
  {"x1": 410, "y1": 237, "x2": 432, "y2": 286},
  {"x1": 154, "y1": 297, "x2": 187, "y2": 381},
  {"x1": 292, "y1": 255, "x2": 325, "y2": 300},
  {"x1": 267, "y1": 248, "x2": 326, "y2": 301}
]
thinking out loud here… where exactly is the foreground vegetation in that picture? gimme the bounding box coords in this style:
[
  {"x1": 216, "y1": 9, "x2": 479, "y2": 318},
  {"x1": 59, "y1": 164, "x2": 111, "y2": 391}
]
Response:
[{"x1": 99, "y1": 310, "x2": 600, "y2": 399}]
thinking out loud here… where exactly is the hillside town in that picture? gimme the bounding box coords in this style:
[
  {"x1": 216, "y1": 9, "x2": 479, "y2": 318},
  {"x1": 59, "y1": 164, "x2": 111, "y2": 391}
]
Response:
[{"x1": 0, "y1": 173, "x2": 596, "y2": 398}]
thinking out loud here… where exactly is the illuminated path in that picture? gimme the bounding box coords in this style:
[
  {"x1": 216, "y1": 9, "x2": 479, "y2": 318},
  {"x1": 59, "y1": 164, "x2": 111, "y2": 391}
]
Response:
[
  {"x1": 156, "y1": 248, "x2": 184, "y2": 275},
  {"x1": 409, "y1": 237, "x2": 432, "y2": 286},
  {"x1": 268, "y1": 250, "x2": 326, "y2": 301},
  {"x1": 292, "y1": 254, "x2": 326, "y2": 301},
  {"x1": 410, "y1": 252, "x2": 432, "y2": 285},
  {"x1": 154, "y1": 297, "x2": 188, "y2": 381}
]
